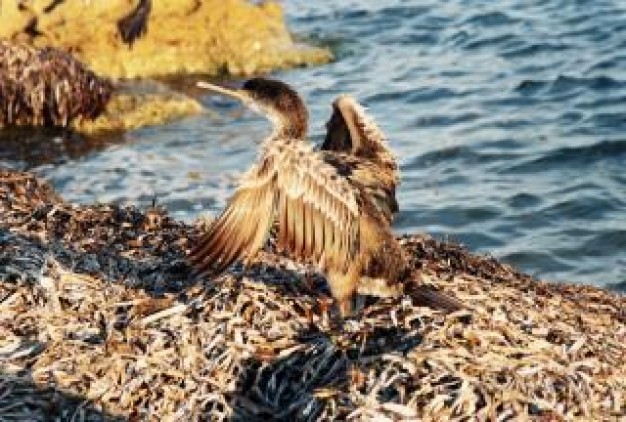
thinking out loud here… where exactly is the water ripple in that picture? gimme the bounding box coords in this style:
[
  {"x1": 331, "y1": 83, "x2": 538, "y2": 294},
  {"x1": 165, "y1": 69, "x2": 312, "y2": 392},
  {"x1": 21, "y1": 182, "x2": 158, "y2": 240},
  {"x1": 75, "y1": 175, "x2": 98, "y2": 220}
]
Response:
[
  {"x1": 461, "y1": 11, "x2": 521, "y2": 28},
  {"x1": 508, "y1": 140, "x2": 626, "y2": 173},
  {"x1": 4, "y1": 0, "x2": 625, "y2": 289}
]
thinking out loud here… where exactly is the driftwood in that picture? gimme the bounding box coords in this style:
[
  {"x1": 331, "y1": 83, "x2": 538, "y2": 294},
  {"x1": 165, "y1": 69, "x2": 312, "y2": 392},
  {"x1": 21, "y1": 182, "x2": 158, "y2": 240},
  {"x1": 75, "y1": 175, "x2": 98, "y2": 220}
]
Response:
[{"x1": 1, "y1": 170, "x2": 624, "y2": 420}]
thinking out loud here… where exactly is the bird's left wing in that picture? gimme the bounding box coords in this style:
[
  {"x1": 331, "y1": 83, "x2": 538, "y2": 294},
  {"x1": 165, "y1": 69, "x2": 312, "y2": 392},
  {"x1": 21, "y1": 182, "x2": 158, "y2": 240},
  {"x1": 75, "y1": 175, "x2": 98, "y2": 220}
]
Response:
[
  {"x1": 189, "y1": 148, "x2": 278, "y2": 276},
  {"x1": 189, "y1": 139, "x2": 361, "y2": 276}
]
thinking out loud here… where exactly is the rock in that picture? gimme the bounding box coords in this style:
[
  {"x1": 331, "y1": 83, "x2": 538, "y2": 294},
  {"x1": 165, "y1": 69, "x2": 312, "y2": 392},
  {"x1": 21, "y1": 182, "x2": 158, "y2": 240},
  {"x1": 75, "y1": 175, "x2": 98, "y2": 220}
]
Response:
[
  {"x1": 75, "y1": 80, "x2": 204, "y2": 133},
  {"x1": 0, "y1": 0, "x2": 333, "y2": 79},
  {"x1": 0, "y1": 40, "x2": 203, "y2": 131}
]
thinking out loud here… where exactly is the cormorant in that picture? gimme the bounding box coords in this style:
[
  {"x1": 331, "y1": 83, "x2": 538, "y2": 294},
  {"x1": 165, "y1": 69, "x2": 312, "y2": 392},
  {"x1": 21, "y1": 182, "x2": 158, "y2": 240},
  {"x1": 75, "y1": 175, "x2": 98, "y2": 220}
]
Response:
[{"x1": 189, "y1": 78, "x2": 461, "y2": 317}]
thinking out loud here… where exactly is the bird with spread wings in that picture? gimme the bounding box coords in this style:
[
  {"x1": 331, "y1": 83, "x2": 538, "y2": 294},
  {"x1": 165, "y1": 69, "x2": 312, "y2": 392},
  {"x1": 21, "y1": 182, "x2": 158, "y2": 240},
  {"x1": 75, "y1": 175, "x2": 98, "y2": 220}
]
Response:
[{"x1": 189, "y1": 78, "x2": 461, "y2": 317}]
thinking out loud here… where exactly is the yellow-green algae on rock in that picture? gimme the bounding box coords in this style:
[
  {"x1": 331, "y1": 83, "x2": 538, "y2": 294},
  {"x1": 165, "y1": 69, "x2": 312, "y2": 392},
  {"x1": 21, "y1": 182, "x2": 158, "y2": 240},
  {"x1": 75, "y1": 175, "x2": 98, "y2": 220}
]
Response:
[
  {"x1": 0, "y1": 0, "x2": 332, "y2": 79},
  {"x1": 74, "y1": 81, "x2": 204, "y2": 134},
  {"x1": 0, "y1": 39, "x2": 203, "y2": 132}
]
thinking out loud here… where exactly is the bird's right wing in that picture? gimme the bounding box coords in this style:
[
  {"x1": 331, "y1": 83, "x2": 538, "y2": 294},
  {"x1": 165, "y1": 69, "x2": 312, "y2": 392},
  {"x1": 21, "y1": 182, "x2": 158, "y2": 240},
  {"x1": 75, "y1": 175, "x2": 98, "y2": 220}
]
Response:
[
  {"x1": 322, "y1": 95, "x2": 400, "y2": 222},
  {"x1": 322, "y1": 95, "x2": 395, "y2": 165},
  {"x1": 189, "y1": 139, "x2": 361, "y2": 276}
]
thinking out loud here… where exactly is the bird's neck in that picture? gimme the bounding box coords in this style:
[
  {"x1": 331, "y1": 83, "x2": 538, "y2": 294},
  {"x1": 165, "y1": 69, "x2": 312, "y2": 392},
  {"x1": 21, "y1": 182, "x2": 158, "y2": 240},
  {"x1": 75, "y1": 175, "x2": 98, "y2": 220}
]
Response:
[{"x1": 268, "y1": 109, "x2": 308, "y2": 140}]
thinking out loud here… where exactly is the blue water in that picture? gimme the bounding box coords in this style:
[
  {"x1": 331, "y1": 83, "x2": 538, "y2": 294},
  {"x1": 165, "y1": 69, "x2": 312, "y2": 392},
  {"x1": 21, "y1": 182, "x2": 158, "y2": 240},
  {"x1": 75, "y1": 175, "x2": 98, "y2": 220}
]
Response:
[{"x1": 2, "y1": 0, "x2": 625, "y2": 290}]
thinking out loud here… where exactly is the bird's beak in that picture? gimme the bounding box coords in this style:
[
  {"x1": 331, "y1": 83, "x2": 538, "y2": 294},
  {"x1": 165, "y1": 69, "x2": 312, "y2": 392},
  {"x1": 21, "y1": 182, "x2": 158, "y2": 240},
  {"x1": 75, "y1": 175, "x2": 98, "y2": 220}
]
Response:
[{"x1": 197, "y1": 81, "x2": 249, "y2": 103}]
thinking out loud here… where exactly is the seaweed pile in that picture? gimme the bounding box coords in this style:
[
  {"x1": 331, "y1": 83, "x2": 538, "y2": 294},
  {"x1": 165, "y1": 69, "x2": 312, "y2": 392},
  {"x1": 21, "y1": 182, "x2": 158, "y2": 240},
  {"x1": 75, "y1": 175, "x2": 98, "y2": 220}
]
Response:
[
  {"x1": 1, "y1": 170, "x2": 625, "y2": 420},
  {"x1": 0, "y1": 41, "x2": 112, "y2": 127}
]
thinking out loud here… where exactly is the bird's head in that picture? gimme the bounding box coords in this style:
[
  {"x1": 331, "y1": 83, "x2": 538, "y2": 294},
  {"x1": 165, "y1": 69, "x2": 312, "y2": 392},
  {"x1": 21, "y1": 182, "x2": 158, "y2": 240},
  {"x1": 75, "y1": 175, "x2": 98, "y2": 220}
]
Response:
[{"x1": 197, "y1": 77, "x2": 308, "y2": 139}]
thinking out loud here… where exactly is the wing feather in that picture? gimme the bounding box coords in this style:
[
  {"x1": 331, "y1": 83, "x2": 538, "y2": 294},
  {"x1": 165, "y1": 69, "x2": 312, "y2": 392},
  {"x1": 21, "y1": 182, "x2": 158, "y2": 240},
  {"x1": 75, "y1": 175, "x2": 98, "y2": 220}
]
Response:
[
  {"x1": 287, "y1": 195, "x2": 297, "y2": 252},
  {"x1": 323, "y1": 216, "x2": 335, "y2": 265},
  {"x1": 218, "y1": 192, "x2": 257, "y2": 268},
  {"x1": 189, "y1": 205, "x2": 237, "y2": 264},
  {"x1": 191, "y1": 187, "x2": 274, "y2": 275},
  {"x1": 189, "y1": 138, "x2": 360, "y2": 275},
  {"x1": 313, "y1": 207, "x2": 325, "y2": 262},
  {"x1": 277, "y1": 189, "x2": 289, "y2": 252},
  {"x1": 294, "y1": 196, "x2": 305, "y2": 258},
  {"x1": 302, "y1": 196, "x2": 313, "y2": 257}
]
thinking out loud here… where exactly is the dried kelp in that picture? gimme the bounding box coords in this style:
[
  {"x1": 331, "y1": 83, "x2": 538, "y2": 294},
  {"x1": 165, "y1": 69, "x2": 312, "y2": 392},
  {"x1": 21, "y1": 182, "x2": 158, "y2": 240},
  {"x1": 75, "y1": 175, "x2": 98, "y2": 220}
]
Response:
[
  {"x1": 0, "y1": 41, "x2": 112, "y2": 127},
  {"x1": 1, "y1": 170, "x2": 625, "y2": 421}
]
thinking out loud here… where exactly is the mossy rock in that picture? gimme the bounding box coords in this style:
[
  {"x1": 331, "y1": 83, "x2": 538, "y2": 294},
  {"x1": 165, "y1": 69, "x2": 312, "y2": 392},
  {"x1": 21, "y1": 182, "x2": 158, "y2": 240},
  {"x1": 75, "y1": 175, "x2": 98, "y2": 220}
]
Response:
[
  {"x1": 75, "y1": 81, "x2": 204, "y2": 133},
  {"x1": 0, "y1": 0, "x2": 332, "y2": 79}
]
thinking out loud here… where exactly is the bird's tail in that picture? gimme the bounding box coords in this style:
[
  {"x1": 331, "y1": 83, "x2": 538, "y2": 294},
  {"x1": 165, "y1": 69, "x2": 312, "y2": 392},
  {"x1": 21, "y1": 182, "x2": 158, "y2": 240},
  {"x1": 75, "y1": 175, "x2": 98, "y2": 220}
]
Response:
[
  {"x1": 408, "y1": 285, "x2": 465, "y2": 313},
  {"x1": 357, "y1": 275, "x2": 465, "y2": 314}
]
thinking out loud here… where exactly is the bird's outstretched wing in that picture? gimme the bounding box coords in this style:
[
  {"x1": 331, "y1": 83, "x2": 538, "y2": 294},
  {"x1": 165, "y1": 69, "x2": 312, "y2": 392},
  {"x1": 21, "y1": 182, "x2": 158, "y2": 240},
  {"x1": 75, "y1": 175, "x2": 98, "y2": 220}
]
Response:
[
  {"x1": 189, "y1": 139, "x2": 361, "y2": 276},
  {"x1": 322, "y1": 95, "x2": 395, "y2": 164},
  {"x1": 322, "y1": 95, "x2": 400, "y2": 222}
]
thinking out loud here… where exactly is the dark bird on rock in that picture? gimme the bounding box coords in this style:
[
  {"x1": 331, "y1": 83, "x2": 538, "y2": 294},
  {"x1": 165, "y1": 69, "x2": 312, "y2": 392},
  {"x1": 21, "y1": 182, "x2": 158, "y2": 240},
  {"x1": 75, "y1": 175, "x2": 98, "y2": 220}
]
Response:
[
  {"x1": 117, "y1": 0, "x2": 152, "y2": 47},
  {"x1": 189, "y1": 78, "x2": 462, "y2": 317},
  {"x1": 44, "y1": 0, "x2": 65, "y2": 14},
  {"x1": 23, "y1": 17, "x2": 43, "y2": 38}
]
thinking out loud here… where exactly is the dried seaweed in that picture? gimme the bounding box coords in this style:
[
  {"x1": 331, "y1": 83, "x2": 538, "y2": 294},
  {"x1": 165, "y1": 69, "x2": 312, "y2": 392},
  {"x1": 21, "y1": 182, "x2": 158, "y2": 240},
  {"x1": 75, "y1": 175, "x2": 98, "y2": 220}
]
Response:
[
  {"x1": 1, "y1": 170, "x2": 625, "y2": 420},
  {"x1": 0, "y1": 40, "x2": 112, "y2": 127}
]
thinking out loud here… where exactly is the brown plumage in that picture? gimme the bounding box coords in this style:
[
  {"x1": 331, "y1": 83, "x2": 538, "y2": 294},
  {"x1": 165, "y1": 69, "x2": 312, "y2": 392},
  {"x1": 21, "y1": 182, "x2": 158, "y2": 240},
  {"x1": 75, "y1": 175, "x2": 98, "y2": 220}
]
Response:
[{"x1": 190, "y1": 78, "x2": 461, "y2": 317}]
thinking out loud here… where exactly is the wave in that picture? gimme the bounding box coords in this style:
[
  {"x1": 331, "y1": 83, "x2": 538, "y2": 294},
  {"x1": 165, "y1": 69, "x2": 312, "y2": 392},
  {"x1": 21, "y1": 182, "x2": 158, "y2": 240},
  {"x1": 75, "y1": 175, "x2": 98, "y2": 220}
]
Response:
[
  {"x1": 507, "y1": 140, "x2": 626, "y2": 173},
  {"x1": 516, "y1": 75, "x2": 624, "y2": 96}
]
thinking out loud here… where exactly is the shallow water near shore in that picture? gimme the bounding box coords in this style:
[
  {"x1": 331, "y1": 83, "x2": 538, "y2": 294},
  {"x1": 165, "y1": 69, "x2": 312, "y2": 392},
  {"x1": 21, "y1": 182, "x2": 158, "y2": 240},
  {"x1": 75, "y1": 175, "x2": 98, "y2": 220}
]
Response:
[{"x1": 2, "y1": 0, "x2": 625, "y2": 290}]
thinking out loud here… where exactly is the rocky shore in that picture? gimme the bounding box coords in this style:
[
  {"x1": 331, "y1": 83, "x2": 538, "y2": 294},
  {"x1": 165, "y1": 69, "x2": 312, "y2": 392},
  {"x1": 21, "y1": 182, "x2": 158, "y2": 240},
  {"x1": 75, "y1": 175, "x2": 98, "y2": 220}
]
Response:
[
  {"x1": 0, "y1": 41, "x2": 203, "y2": 133},
  {"x1": 1, "y1": 170, "x2": 624, "y2": 420},
  {"x1": 0, "y1": 0, "x2": 331, "y2": 79},
  {"x1": 0, "y1": 0, "x2": 331, "y2": 132}
]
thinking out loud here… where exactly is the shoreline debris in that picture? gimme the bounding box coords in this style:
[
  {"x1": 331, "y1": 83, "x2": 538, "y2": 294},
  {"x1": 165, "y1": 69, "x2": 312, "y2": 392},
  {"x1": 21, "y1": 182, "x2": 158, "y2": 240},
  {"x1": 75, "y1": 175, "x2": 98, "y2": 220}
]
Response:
[{"x1": 1, "y1": 170, "x2": 624, "y2": 420}]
